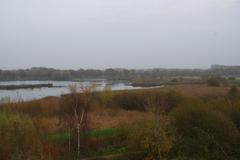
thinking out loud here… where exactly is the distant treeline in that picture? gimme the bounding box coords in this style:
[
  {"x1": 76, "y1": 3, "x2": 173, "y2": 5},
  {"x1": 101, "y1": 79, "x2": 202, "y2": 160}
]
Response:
[{"x1": 0, "y1": 65, "x2": 240, "y2": 81}]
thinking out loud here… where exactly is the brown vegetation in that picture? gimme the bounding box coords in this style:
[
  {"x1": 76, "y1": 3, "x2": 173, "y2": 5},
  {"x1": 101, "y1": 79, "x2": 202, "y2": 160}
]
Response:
[
  {"x1": 166, "y1": 84, "x2": 231, "y2": 98},
  {"x1": 1, "y1": 85, "x2": 240, "y2": 160}
]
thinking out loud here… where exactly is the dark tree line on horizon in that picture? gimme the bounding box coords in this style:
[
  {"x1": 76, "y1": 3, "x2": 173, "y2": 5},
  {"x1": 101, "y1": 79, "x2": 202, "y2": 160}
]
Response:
[{"x1": 0, "y1": 65, "x2": 240, "y2": 81}]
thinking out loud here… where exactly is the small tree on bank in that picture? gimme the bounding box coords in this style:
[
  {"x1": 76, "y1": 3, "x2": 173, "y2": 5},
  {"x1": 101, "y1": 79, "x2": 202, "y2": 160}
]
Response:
[
  {"x1": 60, "y1": 84, "x2": 95, "y2": 159},
  {"x1": 228, "y1": 86, "x2": 239, "y2": 100}
]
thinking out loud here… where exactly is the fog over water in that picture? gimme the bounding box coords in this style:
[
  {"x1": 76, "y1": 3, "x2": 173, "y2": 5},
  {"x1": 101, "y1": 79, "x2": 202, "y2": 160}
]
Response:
[{"x1": 0, "y1": 0, "x2": 240, "y2": 69}]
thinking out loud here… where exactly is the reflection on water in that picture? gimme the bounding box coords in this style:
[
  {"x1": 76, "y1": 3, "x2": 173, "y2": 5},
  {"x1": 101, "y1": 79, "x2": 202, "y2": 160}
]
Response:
[{"x1": 0, "y1": 80, "x2": 140, "y2": 102}]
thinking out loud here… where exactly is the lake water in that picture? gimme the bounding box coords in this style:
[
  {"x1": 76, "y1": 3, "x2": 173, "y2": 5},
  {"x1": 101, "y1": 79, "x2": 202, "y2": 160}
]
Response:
[{"x1": 0, "y1": 80, "x2": 141, "y2": 102}]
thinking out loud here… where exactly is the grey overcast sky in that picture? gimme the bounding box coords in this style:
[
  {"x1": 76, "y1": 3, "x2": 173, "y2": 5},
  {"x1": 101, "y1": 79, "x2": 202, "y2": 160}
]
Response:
[{"x1": 0, "y1": 0, "x2": 240, "y2": 69}]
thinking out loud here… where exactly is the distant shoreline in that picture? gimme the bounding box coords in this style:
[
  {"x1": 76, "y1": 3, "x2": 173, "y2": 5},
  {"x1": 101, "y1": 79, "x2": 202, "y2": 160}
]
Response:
[{"x1": 0, "y1": 83, "x2": 54, "y2": 90}]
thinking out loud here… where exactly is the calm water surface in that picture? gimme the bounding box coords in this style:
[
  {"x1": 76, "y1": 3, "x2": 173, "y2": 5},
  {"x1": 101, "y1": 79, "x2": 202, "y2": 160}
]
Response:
[{"x1": 0, "y1": 80, "x2": 141, "y2": 102}]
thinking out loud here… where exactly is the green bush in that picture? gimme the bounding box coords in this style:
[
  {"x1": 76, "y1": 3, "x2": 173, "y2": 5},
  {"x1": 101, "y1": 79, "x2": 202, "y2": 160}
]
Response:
[
  {"x1": 98, "y1": 86, "x2": 113, "y2": 107},
  {"x1": 207, "y1": 77, "x2": 220, "y2": 87},
  {"x1": 228, "y1": 77, "x2": 236, "y2": 81},
  {"x1": 127, "y1": 117, "x2": 173, "y2": 160},
  {"x1": 228, "y1": 86, "x2": 239, "y2": 100},
  {"x1": 0, "y1": 111, "x2": 42, "y2": 160},
  {"x1": 146, "y1": 91, "x2": 184, "y2": 113},
  {"x1": 112, "y1": 92, "x2": 146, "y2": 111},
  {"x1": 205, "y1": 98, "x2": 240, "y2": 131},
  {"x1": 170, "y1": 104, "x2": 240, "y2": 159},
  {"x1": 112, "y1": 90, "x2": 184, "y2": 112}
]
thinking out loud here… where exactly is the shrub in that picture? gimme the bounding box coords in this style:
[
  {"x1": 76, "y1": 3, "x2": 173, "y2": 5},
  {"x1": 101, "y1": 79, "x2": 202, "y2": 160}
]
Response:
[
  {"x1": 0, "y1": 97, "x2": 60, "y2": 117},
  {"x1": 112, "y1": 90, "x2": 184, "y2": 112},
  {"x1": 170, "y1": 104, "x2": 240, "y2": 159},
  {"x1": 145, "y1": 91, "x2": 184, "y2": 114},
  {"x1": 228, "y1": 86, "x2": 239, "y2": 100},
  {"x1": 128, "y1": 117, "x2": 173, "y2": 160},
  {"x1": 98, "y1": 86, "x2": 113, "y2": 107},
  {"x1": 0, "y1": 111, "x2": 42, "y2": 160},
  {"x1": 112, "y1": 92, "x2": 146, "y2": 111},
  {"x1": 207, "y1": 77, "x2": 220, "y2": 87},
  {"x1": 228, "y1": 77, "x2": 236, "y2": 81},
  {"x1": 206, "y1": 98, "x2": 240, "y2": 131}
]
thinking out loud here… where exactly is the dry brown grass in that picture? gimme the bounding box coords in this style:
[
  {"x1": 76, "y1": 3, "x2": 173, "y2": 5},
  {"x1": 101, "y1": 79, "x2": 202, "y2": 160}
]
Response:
[
  {"x1": 3, "y1": 85, "x2": 234, "y2": 132},
  {"x1": 89, "y1": 107, "x2": 153, "y2": 129},
  {"x1": 33, "y1": 107, "x2": 153, "y2": 132},
  {"x1": 166, "y1": 84, "x2": 231, "y2": 98},
  {"x1": 33, "y1": 116, "x2": 59, "y2": 132}
]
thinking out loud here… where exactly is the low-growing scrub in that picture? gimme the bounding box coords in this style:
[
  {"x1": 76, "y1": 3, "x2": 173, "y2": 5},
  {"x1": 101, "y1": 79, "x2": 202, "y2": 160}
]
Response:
[
  {"x1": 111, "y1": 89, "x2": 184, "y2": 112},
  {"x1": 0, "y1": 86, "x2": 240, "y2": 159},
  {"x1": 170, "y1": 104, "x2": 240, "y2": 159},
  {"x1": 0, "y1": 112, "x2": 43, "y2": 160}
]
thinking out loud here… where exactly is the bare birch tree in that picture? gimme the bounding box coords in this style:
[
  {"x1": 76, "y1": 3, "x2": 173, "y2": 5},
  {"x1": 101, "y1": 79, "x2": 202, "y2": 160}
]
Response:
[{"x1": 64, "y1": 84, "x2": 95, "y2": 159}]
